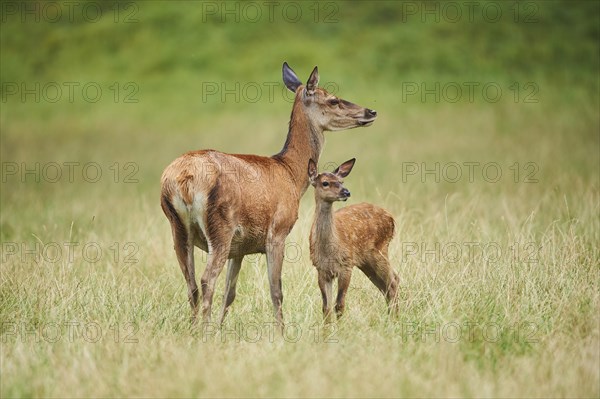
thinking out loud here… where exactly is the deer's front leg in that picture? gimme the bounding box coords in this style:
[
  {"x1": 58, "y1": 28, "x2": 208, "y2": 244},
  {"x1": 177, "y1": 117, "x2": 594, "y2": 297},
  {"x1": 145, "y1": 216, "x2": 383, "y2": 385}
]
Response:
[
  {"x1": 266, "y1": 239, "x2": 285, "y2": 329},
  {"x1": 335, "y1": 268, "x2": 352, "y2": 319},
  {"x1": 318, "y1": 270, "x2": 334, "y2": 323}
]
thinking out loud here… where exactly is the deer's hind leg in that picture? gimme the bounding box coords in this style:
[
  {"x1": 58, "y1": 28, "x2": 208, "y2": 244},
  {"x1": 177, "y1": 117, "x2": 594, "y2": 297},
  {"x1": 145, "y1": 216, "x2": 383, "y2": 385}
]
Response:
[
  {"x1": 197, "y1": 198, "x2": 237, "y2": 324},
  {"x1": 162, "y1": 196, "x2": 199, "y2": 324},
  {"x1": 219, "y1": 256, "x2": 243, "y2": 324},
  {"x1": 175, "y1": 229, "x2": 200, "y2": 324},
  {"x1": 358, "y1": 253, "x2": 399, "y2": 315}
]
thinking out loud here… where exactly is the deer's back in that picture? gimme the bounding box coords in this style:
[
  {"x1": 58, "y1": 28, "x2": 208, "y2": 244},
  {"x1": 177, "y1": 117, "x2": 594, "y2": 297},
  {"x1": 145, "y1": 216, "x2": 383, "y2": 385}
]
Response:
[{"x1": 334, "y1": 202, "x2": 395, "y2": 253}]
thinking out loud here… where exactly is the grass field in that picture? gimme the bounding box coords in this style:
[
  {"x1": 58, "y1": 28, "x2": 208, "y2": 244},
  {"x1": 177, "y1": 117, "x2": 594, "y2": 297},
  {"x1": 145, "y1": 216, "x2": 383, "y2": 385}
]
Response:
[{"x1": 1, "y1": 1, "x2": 599, "y2": 397}]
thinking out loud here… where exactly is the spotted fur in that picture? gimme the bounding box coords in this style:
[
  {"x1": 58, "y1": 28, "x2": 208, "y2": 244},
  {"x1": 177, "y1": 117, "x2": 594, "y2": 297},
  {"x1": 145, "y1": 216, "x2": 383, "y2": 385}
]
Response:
[{"x1": 308, "y1": 159, "x2": 400, "y2": 322}]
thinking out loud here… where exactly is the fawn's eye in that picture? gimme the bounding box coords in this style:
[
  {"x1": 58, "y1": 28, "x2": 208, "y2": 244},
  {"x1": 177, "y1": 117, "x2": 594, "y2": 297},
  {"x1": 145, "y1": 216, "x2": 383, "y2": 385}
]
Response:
[
  {"x1": 322, "y1": 181, "x2": 329, "y2": 187},
  {"x1": 328, "y1": 99, "x2": 340, "y2": 106}
]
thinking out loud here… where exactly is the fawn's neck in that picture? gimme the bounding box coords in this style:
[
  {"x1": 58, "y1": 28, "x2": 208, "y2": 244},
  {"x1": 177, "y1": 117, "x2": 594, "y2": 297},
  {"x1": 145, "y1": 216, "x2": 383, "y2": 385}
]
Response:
[{"x1": 312, "y1": 200, "x2": 339, "y2": 250}]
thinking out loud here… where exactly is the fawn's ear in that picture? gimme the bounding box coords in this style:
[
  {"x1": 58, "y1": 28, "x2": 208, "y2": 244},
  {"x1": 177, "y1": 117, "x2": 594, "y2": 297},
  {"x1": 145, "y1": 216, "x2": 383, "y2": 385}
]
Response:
[
  {"x1": 308, "y1": 159, "x2": 318, "y2": 186},
  {"x1": 283, "y1": 62, "x2": 302, "y2": 92},
  {"x1": 333, "y1": 158, "x2": 356, "y2": 178},
  {"x1": 306, "y1": 66, "x2": 319, "y2": 95}
]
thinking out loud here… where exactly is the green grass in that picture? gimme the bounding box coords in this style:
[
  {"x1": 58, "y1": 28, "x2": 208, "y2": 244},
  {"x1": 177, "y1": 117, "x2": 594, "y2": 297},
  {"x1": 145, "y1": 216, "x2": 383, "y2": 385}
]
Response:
[{"x1": 1, "y1": 1, "x2": 599, "y2": 397}]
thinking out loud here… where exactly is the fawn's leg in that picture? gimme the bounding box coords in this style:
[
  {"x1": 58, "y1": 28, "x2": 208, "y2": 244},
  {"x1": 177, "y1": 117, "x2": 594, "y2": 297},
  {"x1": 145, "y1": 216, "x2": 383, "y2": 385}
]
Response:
[
  {"x1": 318, "y1": 270, "x2": 335, "y2": 323},
  {"x1": 359, "y1": 254, "x2": 399, "y2": 315},
  {"x1": 335, "y1": 268, "x2": 353, "y2": 319}
]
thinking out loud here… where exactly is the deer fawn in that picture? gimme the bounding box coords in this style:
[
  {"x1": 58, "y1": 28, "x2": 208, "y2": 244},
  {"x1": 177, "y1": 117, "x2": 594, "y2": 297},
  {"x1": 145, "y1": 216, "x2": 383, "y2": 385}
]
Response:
[
  {"x1": 161, "y1": 63, "x2": 377, "y2": 327},
  {"x1": 308, "y1": 158, "x2": 399, "y2": 322}
]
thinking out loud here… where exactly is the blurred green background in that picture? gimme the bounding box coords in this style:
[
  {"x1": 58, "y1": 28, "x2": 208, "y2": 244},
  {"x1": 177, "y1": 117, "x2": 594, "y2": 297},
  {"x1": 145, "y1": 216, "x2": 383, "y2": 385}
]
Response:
[
  {"x1": 1, "y1": 0, "x2": 598, "y2": 211},
  {"x1": 1, "y1": 0, "x2": 598, "y2": 240}
]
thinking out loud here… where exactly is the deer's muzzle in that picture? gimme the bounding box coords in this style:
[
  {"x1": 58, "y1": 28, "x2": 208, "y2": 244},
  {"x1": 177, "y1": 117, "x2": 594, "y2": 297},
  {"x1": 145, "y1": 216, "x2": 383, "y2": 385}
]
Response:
[{"x1": 339, "y1": 188, "x2": 351, "y2": 201}]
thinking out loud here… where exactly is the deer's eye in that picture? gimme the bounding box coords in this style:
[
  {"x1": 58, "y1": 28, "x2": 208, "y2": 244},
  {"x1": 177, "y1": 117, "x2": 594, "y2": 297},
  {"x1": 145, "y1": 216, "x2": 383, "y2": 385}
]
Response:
[
  {"x1": 328, "y1": 99, "x2": 340, "y2": 106},
  {"x1": 322, "y1": 181, "x2": 329, "y2": 187}
]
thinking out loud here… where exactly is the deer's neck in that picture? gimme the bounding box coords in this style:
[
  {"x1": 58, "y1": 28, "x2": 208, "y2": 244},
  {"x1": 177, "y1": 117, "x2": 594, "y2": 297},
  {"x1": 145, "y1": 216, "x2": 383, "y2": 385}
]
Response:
[
  {"x1": 275, "y1": 98, "x2": 324, "y2": 196},
  {"x1": 311, "y1": 200, "x2": 338, "y2": 250}
]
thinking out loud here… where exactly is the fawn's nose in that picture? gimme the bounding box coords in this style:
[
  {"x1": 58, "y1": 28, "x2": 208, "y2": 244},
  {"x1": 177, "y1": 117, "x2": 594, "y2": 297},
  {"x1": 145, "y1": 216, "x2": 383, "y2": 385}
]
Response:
[
  {"x1": 366, "y1": 109, "x2": 377, "y2": 118},
  {"x1": 340, "y1": 188, "x2": 351, "y2": 198}
]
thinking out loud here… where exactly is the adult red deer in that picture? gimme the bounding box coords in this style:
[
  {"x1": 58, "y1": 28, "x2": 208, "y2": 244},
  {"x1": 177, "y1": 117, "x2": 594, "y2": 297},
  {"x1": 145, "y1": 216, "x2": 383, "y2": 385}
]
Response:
[{"x1": 160, "y1": 63, "x2": 377, "y2": 327}]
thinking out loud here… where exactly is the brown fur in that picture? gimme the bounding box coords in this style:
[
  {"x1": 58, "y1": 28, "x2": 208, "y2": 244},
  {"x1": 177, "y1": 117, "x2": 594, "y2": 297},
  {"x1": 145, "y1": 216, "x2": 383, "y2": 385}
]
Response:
[
  {"x1": 160, "y1": 64, "x2": 377, "y2": 326},
  {"x1": 308, "y1": 160, "x2": 399, "y2": 322}
]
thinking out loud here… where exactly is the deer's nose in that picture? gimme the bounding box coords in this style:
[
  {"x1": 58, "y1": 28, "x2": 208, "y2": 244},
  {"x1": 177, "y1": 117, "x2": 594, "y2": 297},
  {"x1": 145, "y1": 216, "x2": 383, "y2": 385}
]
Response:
[
  {"x1": 366, "y1": 109, "x2": 377, "y2": 118},
  {"x1": 341, "y1": 188, "x2": 351, "y2": 198}
]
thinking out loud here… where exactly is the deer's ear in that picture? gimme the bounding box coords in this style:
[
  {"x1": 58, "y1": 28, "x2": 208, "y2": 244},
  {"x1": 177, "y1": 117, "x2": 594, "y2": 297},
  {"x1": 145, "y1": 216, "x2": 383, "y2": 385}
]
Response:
[
  {"x1": 333, "y1": 158, "x2": 356, "y2": 178},
  {"x1": 306, "y1": 66, "x2": 319, "y2": 95},
  {"x1": 308, "y1": 159, "x2": 318, "y2": 185},
  {"x1": 283, "y1": 62, "x2": 302, "y2": 92}
]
